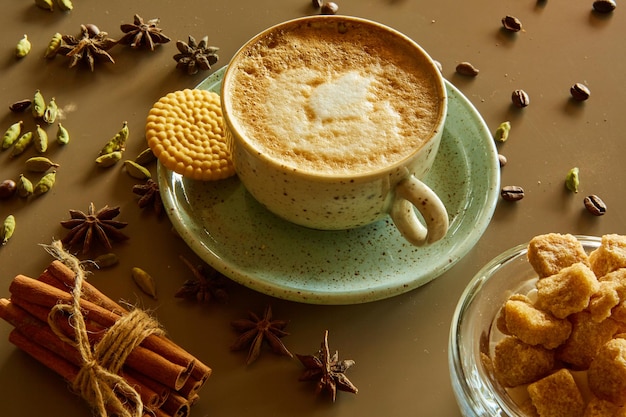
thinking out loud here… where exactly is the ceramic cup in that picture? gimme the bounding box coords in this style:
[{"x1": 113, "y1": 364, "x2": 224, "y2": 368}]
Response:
[{"x1": 221, "y1": 15, "x2": 449, "y2": 246}]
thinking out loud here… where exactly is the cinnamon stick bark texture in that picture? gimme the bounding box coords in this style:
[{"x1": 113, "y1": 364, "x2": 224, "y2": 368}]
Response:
[{"x1": 0, "y1": 255, "x2": 212, "y2": 417}]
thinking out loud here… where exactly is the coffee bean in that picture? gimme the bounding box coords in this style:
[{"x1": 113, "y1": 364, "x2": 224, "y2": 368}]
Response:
[
  {"x1": 312, "y1": 0, "x2": 323, "y2": 8},
  {"x1": 321, "y1": 2, "x2": 339, "y2": 14},
  {"x1": 502, "y1": 15, "x2": 523, "y2": 32},
  {"x1": 498, "y1": 154, "x2": 508, "y2": 167},
  {"x1": 570, "y1": 83, "x2": 591, "y2": 101},
  {"x1": 0, "y1": 179, "x2": 17, "y2": 199},
  {"x1": 501, "y1": 185, "x2": 524, "y2": 201},
  {"x1": 456, "y1": 62, "x2": 479, "y2": 77},
  {"x1": 511, "y1": 89, "x2": 530, "y2": 108},
  {"x1": 593, "y1": 0, "x2": 616, "y2": 13},
  {"x1": 584, "y1": 195, "x2": 607, "y2": 216}
]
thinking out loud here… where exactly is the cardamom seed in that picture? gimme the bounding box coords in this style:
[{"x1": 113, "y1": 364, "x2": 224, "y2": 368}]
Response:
[
  {"x1": 565, "y1": 167, "x2": 580, "y2": 193},
  {"x1": 131, "y1": 267, "x2": 157, "y2": 299},
  {"x1": 32, "y1": 90, "x2": 46, "y2": 118},
  {"x1": 34, "y1": 124, "x2": 48, "y2": 153},
  {"x1": 43, "y1": 97, "x2": 58, "y2": 124},
  {"x1": 1, "y1": 215, "x2": 16, "y2": 245},
  {"x1": 456, "y1": 61, "x2": 480, "y2": 77},
  {"x1": 34, "y1": 0, "x2": 54, "y2": 11},
  {"x1": 54, "y1": 0, "x2": 73, "y2": 11},
  {"x1": 124, "y1": 160, "x2": 152, "y2": 180},
  {"x1": 99, "y1": 121, "x2": 129, "y2": 155},
  {"x1": 9, "y1": 99, "x2": 32, "y2": 113},
  {"x1": 56, "y1": 123, "x2": 70, "y2": 145},
  {"x1": 17, "y1": 174, "x2": 33, "y2": 198},
  {"x1": 134, "y1": 148, "x2": 157, "y2": 165},
  {"x1": 16, "y1": 35, "x2": 31, "y2": 58},
  {"x1": 44, "y1": 33, "x2": 63, "y2": 59},
  {"x1": 25, "y1": 156, "x2": 59, "y2": 172},
  {"x1": 94, "y1": 253, "x2": 119, "y2": 268},
  {"x1": 570, "y1": 83, "x2": 590, "y2": 101},
  {"x1": 2, "y1": 121, "x2": 23, "y2": 149},
  {"x1": 95, "y1": 151, "x2": 123, "y2": 167},
  {"x1": 584, "y1": 195, "x2": 607, "y2": 216},
  {"x1": 33, "y1": 171, "x2": 56, "y2": 196},
  {"x1": 511, "y1": 89, "x2": 530, "y2": 108},
  {"x1": 501, "y1": 185, "x2": 525, "y2": 201},
  {"x1": 10, "y1": 131, "x2": 33, "y2": 158},
  {"x1": 494, "y1": 121, "x2": 511, "y2": 142}
]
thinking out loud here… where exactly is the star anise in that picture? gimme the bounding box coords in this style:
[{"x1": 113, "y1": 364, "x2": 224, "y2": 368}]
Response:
[
  {"x1": 60, "y1": 202, "x2": 129, "y2": 254},
  {"x1": 132, "y1": 179, "x2": 163, "y2": 215},
  {"x1": 230, "y1": 305, "x2": 293, "y2": 365},
  {"x1": 118, "y1": 14, "x2": 171, "y2": 51},
  {"x1": 296, "y1": 330, "x2": 358, "y2": 402},
  {"x1": 173, "y1": 35, "x2": 219, "y2": 75},
  {"x1": 175, "y1": 255, "x2": 228, "y2": 303},
  {"x1": 58, "y1": 24, "x2": 117, "y2": 71}
]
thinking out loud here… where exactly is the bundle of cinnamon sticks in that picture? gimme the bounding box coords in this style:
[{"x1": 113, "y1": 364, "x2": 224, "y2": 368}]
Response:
[{"x1": 0, "y1": 260, "x2": 212, "y2": 417}]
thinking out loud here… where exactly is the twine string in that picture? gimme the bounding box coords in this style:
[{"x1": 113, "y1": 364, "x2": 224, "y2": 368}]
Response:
[{"x1": 43, "y1": 240, "x2": 163, "y2": 417}]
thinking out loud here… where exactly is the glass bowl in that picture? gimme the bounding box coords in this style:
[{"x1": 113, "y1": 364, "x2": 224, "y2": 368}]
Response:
[{"x1": 448, "y1": 235, "x2": 601, "y2": 417}]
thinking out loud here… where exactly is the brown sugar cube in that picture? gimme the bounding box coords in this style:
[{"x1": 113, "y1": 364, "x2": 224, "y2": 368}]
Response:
[
  {"x1": 588, "y1": 338, "x2": 626, "y2": 406},
  {"x1": 504, "y1": 296, "x2": 572, "y2": 349},
  {"x1": 527, "y1": 233, "x2": 590, "y2": 278},
  {"x1": 493, "y1": 336, "x2": 555, "y2": 387},
  {"x1": 520, "y1": 398, "x2": 541, "y2": 417},
  {"x1": 496, "y1": 294, "x2": 531, "y2": 335},
  {"x1": 535, "y1": 262, "x2": 599, "y2": 319},
  {"x1": 583, "y1": 396, "x2": 626, "y2": 417},
  {"x1": 590, "y1": 235, "x2": 626, "y2": 278},
  {"x1": 556, "y1": 311, "x2": 620, "y2": 369},
  {"x1": 528, "y1": 369, "x2": 585, "y2": 417},
  {"x1": 589, "y1": 281, "x2": 622, "y2": 323}
]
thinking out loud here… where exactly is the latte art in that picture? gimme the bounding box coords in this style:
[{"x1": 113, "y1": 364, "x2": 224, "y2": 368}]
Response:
[{"x1": 226, "y1": 18, "x2": 443, "y2": 176}]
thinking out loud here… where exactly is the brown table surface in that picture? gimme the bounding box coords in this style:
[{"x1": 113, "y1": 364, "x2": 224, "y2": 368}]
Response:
[{"x1": 1, "y1": 0, "x2": 625, "y2": 416}]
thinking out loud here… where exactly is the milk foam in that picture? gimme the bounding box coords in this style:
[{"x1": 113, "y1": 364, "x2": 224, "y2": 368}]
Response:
[{"x1": 227, "y1": 19, "x2": 442, "y2": 175}]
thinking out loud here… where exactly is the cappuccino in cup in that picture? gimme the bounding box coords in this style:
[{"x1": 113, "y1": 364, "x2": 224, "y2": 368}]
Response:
[{"x1": 222, "y1": 16, "x2": 449, "y2": 246}]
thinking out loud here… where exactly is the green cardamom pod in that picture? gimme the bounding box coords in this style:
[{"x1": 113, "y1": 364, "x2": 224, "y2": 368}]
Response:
[
  {"x1": 124, "y1": 160, "x2": 152, "y2": 180},
  {"x1": 32, "y1": 90, "x2": 46, "y2": 119},
  {"x1": 16, "y1": 35, "x2": 31, "y2": 58},
  {"x1": 34, "y1": 124, "x2": 48, "y2": 153},
  {"x1": 494, "y1": 121, "x2": 511, "y2": 143},
  {"x1": 33, "y1": 171, "x2": 56, "y2": 196},
  {"x1": 25, "y1": 156, "x2": 59, "y2": 172},
  {"x1": 2, "y1": 121, "x2": 23, "y2": 149},
  {"x1": 134, "y1": 148, "x2": 157, "y2": 165},
  {"x1": 95, "y1": 151, "x2": 123, "y2": 167},
  {"x1": 34, "y1": 0, "x2": 54, "y2": 11},
  {"x1": 43, "y1": 97, "x2": 58, "y2": 124},
  {"x1": 54, "y1": 0, "x2": 73, "y2": 11},
  {"x1": 99, "y1": 121, "x2": 129, "y2": 155},
  {"x1": 17, "y1": 174, "x2": 33, "y2": 198},
  {"x1": 10, "y1": 131, "x2": 33, "y2": 158},
  {"x1": 1, "y1": 215, "x2": 16, "y2": 245},
  {"x1": 56, "y1": 123, "x2": 70, "y2": 145},
  {"x1": 44, "y1": 33, "x2": 62, "y2": 59},
  {"x1": 565, "y1": 167, "x2": 580, "y2": 193},
  {"x1": 94, "y1": 253, "x2": 119, "y2": 268},
  {"x1": 131, "y1": 267, "x2": 157, "y2": 299}
]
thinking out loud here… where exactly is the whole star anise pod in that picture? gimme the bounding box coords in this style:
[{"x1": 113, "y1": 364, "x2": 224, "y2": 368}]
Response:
[
  {"x1": 173, "y1": 35, "x2": 219, "y2": 75},
  {"x1": 119, "y1": 14, "x2": 171, "y2": 51},
  {"x1": 230, "y1": 305, "x2": 293, "y2": 365},
  {"x1": 132, "y1": 179, "x2": 163, "y2": 215},
  {"x1": 58, "y1": 24, "x2": 117, "y2": 71},
  {"x1": 60, "y1": 202, "x2": 129, "y2": 254},
  {"x1": 175, "y1": 255, "x2": 228, "y2": 303},
  {"x1": 296, "y1": 330, "x2": 358, "y2": 402}
]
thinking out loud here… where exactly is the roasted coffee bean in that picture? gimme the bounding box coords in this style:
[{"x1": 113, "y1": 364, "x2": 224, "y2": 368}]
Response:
[
  {"x1": 502, "y1": 15, "x2": 523, "y2": 32},
  {"x1": 498, "y1": 154, "x2": 508, "y2": 167},
  {"x1": 501, "y1": 185, "x2": 524, "y2": 201},
  {"x1": 0, "y1": 180, "x2": 17, "y2": 199},
  {"x1": 584, "y1": 195, "x2": 607, "y2": 216},
  {"x1": 593, "y1": 0, "x2": 616, "y2": 13},
  {"x1": 312, "y1": 0, "x2": 323, "y2": 7},
  {"x1": 456, "y1": 61, "x2": 479, "y2": 77},
  {"x1": 511, "y1": 89, "x2": 530, "y2": 108},
  {"x1": 570, "y1": 83, "x2": 591, "y2": 101},
  {"x1": 320, "y1": 2, "x2": 338, "y2": 14}
]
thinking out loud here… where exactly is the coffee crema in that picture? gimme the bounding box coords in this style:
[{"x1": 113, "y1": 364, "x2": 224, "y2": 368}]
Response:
[{"x1": 225, "y1": 18, "x2": 444, "y2": 176}]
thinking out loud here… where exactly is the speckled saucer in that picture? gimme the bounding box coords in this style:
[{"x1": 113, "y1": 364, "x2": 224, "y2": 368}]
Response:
[{"x1": 157, "y1": 66, "x2": 500, "y2": 304}]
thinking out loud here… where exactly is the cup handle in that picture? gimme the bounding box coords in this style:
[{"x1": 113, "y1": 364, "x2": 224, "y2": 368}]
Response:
[{"x1": 389, "y1": 176, "x2": 449, "y2": 246}]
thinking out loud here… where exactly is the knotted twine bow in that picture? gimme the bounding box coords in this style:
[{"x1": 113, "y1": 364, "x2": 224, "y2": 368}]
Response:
[{"x1": 43, "y1": 240, "x2": 165, "y2": 417}]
